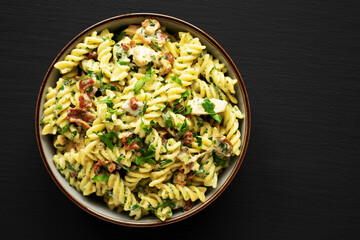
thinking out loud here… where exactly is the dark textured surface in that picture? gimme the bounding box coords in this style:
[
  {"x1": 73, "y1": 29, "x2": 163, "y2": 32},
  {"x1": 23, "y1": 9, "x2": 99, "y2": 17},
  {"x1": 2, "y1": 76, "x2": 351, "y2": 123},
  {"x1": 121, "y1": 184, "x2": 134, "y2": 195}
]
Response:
[{"x1": 1, "y1": 0, "x2": 359, "y2": 239}]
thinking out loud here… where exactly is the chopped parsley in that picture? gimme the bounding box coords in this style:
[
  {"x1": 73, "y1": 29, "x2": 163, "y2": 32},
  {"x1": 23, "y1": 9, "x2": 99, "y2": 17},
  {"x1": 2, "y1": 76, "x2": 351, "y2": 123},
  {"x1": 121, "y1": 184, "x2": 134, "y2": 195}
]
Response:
[
  {"x1": 134, "y1": 67, "x2": 154, "y2": 95},
  {"x1": 201, "y1": 98, "x2": 222, "y2": 123},
  {"x1": 133, "y1": 144, "x2": 156, "y2": 165},
  {"x1": 91, "y1": 174, "x2": 109, "y2": 182},
  {"x1": 213, "y1": 153, "x2": 226, "y2": 167},
  {"x1": 170, "y1": 76, "x2": 182, "y2": 86},
  {"x1": 159, "y1": 159, "x2": 173, "y2": 167},
  {"x1": 164, "y1": 110, "x2": 173, "y2": 128},
  {"x1": 60, "y1": 123, "x2": 70, "y2": 134},
  {"x1": 93, "y1": 131, "x2": 119, "y2": 151},
  {"x1": 176, "y1": 120, "x2": 188, "y2": 138},
  {"x1": 99, "y1": 97, "x2": 114, "y2": 108}
]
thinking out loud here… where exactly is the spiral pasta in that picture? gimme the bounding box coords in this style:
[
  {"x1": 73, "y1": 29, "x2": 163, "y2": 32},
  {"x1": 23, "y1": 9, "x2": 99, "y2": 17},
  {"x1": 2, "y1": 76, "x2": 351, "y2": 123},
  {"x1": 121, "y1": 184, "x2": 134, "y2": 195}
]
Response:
[{"x1": 41, "y1": 19, "x2": 245, "y2": 221}]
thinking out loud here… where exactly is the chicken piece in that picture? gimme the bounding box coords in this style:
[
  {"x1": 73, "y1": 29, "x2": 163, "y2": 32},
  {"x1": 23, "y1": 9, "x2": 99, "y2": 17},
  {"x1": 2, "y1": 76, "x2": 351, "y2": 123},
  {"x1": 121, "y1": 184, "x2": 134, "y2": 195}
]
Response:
[
  {"x1": 141, "y1": 19, "x2": 161, "y2": 35},
  {"x1": 132, "y1": 46, "x2": 156, "y2": 67},
  {"x1": 188, "y1": 97, "x2": 228, "y2": 115}
]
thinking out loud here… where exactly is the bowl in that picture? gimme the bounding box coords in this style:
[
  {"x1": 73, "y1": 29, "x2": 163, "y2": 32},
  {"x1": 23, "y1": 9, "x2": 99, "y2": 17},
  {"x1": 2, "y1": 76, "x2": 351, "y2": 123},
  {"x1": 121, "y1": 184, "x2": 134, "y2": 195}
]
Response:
[{"x1": 35, "y1": 13, "x2": 251, "y2": 227}]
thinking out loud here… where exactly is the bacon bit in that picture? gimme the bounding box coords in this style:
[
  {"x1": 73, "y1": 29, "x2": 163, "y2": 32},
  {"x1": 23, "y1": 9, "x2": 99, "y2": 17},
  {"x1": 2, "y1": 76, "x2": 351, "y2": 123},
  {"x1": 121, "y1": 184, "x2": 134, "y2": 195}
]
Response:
[
  {"x1": 164, "y1": 52, "x2": 174, "y2": 63},
  {"x1": 159, "y1": 59, "x2": 172, "y2": 75},
  {"x1": 108, "y1": 162, "x2": 116, "y2": 173},
  {"x1": 87, "y1": 52, "x2": 98, "y2": 59},
  {"x1": 129, "y1": 97, "x2": 139, "y2": 110},
  {"x1": 121, "y1": 133, "x2": 133, "y2": 143},
  {"x1": 79, "y1": 78, "x2": 97, "y2": 98},
  {"x1": 67, "y1": 108, "x2": 95, "y2": 129},
  {"x1": 129, "y1": 40, "x2": 135, "y2": 47},
  {"x1": 79, "y1": 95, "x2": 92, "y2": 109},
  {"x1": 157, "y1": 31, "x2": 168, "y2": 44},
  {"x1": 183, "y1": 200, "x2": 194, "y2": 211},
  {"x1": 182, "y1": 132, "x2": 194, "y2": 146},
  {"x1": 71, "y1": 171, "x2": 77, "y2": 178},
  {"x1": 79, "y1": 78, "x2": 94, "y2": 92},
  {"x1": 93, "y1": 162, "x2": 102, "y2": 174},
  {"x1": 121, "y1": 43, "x2": 130, "y2": 51},
  {"x1": 174, "y1": 171, "x2": 194, "y2": 187},
  {"x1": 124, "y1": 141, "x2": 140, "y2": 150}
]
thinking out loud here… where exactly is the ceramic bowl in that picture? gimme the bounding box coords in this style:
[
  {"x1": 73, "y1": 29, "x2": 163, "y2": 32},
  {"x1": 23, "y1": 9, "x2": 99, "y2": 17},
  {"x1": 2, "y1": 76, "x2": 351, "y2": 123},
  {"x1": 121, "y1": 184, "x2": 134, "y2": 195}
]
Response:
[{"x1": 35, "y1": 13, "x2": 251, "y2": 227}]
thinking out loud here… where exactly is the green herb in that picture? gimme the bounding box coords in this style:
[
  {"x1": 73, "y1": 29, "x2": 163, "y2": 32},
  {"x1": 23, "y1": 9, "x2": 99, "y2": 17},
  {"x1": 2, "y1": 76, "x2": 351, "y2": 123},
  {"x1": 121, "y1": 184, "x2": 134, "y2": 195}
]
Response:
[
  {"x1": 187, "y1": 52, "x2": 192, "y2": 55},
  {"x1": 93, "y1": 131, "x2": 119, "y2": 151},
  {"x1": 66, "y1": 164, "x2": 78, "y2": 173},
  {"x1": 192, "y1": 132, "x2": 202, "y2": 148},
  {"x1": 164, "y1": 110, "x2": 173, "y2": 128},
  {"x1": 164, "y1": 140, "x2": 169, "y2": 151},
  {"x1": 79, "y1": 70, "x2": 94, "y2": 81},
  {"x1": 61, "y1": 123, "x2": 70, "y2": 134},
  {"x1": 134, "y1": 67, "x2": 154, "y2": 94},
  {"x1": 213, "y1": 154, "x2": 226, "y2": 167},
  {"x1": 91, "y1": 174, "x2": 109, "y2": 182},
  {"x1": 116, "y1": 154, "x2": 125, "y2": 163},
  {"x1": 196, "y1": 119, "x2": 204, "y2": 127},
  {"x1": 63, "y1": 78, "x2": 72, "y2": 86},
  {"x1": 59, "y1": 85, "x2": 64, "y2": 91},
  {"x1": 70, "y1": 130, "x2": 77, "y2": 140},
  {"x1": 157, "y1": 198, "x2": 175, "y2": 209},
  {"x1": 148, "y1": 19, "x2": 155, "y2": 26},
  {"x1": 56, "y1": 104, "x2": 62, "y2": 110},
  {"x1": 159, "y1": 159, "x2": 173, "y2": 167},
  {"x1": 175, "y1": 123, "x2": 182, "y2": 129},
  {"x1": 141, "y1": 101, "x2": 147, "y2": 116},
  {"x1": 177, "y1": 121, "x2": 188, "y2": 137},
  {"x1": 201, "y1": 98, "x2": 222, "y2": 123},
  {"x1": 151, "y1": 41, "x2": 162, "y2": 51},
  {"x1": 156, "y1": 104, "x2": 166, "y2": 111},
  {"x1": 133, "y1": 144, "x2": 156, "y2": 165},
  {"x1": 214, "y1": 86, "x2": 223, "y2": 100},
  {"x1": 209, "y1": 76, "x2": 214, "y2": 83},
  {"x1": 55, "y1": 143, "x2": 65, "y2": 148},
  {"x1": 99, "y1": 98, "x2": 114, "y2": 108},
  {"x1": 174, "y1": 90, "x2": 189, "y2": 106},
  {"x1": 140, "y1": 119, "x2": 154, "y2": 134},
  {"x1": 118, "y1": 60, "x2": 128, "y2": 65},
  {"x1": 130, "y1": 204, "x2": 141, "y2": 211},
  {"x1": 114, "y1": 30, "x2": 126, "y2": 42},
  {"x1": 194, "y1": 165, "x2": 206, "y2": 175},
  {"x1": 170, "y1": 76, "x2": 182, "y2": 86},
  {"x1": 99, "y1": 84, "x2": 119, "y2": 92}
]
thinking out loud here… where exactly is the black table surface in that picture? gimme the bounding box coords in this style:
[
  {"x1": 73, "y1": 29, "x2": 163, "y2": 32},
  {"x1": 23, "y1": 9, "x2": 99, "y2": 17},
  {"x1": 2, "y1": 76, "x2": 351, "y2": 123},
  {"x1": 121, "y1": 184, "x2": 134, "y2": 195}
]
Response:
[{"x1": 1, "y1": 0, "x2": 359, "y2": 239}]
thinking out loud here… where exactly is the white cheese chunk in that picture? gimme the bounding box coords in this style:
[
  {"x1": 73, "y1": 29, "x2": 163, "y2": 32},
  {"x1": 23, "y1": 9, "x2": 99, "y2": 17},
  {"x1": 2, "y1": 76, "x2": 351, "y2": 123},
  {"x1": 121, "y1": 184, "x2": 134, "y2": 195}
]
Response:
[{"x1": 189, "y1": 97, "x2": 228, "y2": 115}]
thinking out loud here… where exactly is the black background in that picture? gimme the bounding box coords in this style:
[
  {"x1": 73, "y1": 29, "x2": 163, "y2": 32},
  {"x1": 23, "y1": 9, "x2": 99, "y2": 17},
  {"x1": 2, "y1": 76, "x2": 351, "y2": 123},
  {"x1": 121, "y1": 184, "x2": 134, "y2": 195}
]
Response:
[{"x1": 1, "y1": 0, "x2": 359, "y2": 239}]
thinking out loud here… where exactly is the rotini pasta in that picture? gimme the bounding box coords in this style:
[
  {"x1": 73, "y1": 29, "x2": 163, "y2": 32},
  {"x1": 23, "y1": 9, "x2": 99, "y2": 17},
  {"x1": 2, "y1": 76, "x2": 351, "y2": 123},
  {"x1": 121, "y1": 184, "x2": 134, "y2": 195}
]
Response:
[{"x1": 40, "y1": 19, "x2": 244, "y2": 221}]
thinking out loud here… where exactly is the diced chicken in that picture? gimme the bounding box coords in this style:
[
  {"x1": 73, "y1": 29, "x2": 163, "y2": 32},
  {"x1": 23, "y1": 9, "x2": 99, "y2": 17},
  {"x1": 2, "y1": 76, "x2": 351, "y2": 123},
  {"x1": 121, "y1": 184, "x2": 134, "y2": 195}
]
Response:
[
  {"x1": 125, "y1": 25, "x2": 140, "y2": 37},
  {"x1": 189, "y1": 97, "x2": 228, "y2": 115},
  {"x1": 132, "y1": 46, "x2": 156, "y2": 67},
  {"x1": 141, "y1": 19, "x2": 161, "y2": 35}
]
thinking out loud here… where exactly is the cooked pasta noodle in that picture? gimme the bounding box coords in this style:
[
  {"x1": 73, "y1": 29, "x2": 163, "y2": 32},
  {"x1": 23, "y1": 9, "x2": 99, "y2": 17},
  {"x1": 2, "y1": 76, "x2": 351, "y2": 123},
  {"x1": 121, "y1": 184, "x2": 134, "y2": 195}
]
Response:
[{"x1": 40, "y1": 19, "x2": 244, "y2": 221}]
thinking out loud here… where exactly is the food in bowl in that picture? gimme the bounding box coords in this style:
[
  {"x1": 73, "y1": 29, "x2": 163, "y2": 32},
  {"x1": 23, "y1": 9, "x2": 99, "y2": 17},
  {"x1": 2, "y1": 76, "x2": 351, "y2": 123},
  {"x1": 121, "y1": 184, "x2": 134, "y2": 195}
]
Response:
[{"x1": 40, "y1": 18, "x2": 245, "y2": 221}]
